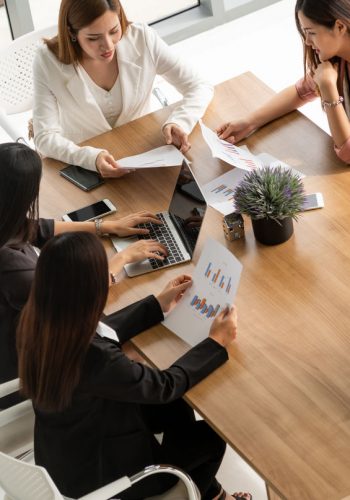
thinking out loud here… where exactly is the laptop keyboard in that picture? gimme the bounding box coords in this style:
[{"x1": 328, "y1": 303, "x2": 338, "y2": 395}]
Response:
[{"x1": 136, "y1": 213, "x2": 186, "y2": 269}]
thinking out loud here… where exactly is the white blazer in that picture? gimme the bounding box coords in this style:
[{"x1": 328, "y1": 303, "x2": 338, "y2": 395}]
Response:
[{"x1": 33, "y1": 23, "x2": 214, "y2": 171}]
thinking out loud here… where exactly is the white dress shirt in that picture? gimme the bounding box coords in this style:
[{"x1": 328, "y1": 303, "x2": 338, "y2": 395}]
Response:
[{"x1": 79, "y1": 66, "x2": 122, "y2": 127}]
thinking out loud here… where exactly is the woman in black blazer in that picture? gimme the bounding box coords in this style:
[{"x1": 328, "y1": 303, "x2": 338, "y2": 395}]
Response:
[
  {"x1": 17, "y1": 232, "x2": 249, "y2": 500},
  {"x1": 0, "y1": 142, "x2": 167, "y2": 408}
]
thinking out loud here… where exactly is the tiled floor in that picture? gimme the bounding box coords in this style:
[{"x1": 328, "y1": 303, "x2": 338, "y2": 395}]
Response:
[{"x1": 0, "y1": 1, "x2": 330, "y2": 498}]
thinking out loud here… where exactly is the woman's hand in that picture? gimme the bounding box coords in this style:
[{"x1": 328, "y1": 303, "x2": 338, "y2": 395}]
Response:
[
  {"x1": 313, "y1": 61, "x2": 339, "y2": 92},
  {"x1": 108, "y1": 240, "x2": 167, "y2": 279},
  {"x1": 216, "y1": 119, "x2": 255, "y2": 144},
  {"x1": 96, "y1": 151, "x2": 131, "y2": 178},
  {"x1": 115, "y1": 239, "x2": 168, "y2": 266},
  {"x1": 156, "y1": 274, "x2": 192, "y2": 313},
  {"x1": 209, "y1": 305, "x2": 238, "y2": 348},
  {"x1": 163, "y1": 123, "x2": 191, "y2": 153},
  {"x1": 103, "y1": 211, "x2": 162, "y2": 237}
]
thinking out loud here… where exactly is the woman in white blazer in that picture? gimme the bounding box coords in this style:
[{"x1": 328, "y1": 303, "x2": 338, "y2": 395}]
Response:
[{"x1": 33, "y1": 0, "x2": 214, "y2": 177}]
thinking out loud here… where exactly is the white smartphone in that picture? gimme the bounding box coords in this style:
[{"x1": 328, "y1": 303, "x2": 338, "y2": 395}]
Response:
[
  {"x1": 62, "y1": 199, "x2": 117, "y2": 222},
  {"x1": 302, "y1": 192, "x2": 324, "y2": 211}
]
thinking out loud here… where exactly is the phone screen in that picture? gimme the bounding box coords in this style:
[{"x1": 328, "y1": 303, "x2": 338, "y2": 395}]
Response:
[
  {"x1": 302, "y1": 193, "x2": 324, "y2": 211},
  {"x1": 59, "y1": 165, "x2": 104, "y2": 191},
  {"x1": 66, "y1": 200, "x2": 112, "y2": 222}
]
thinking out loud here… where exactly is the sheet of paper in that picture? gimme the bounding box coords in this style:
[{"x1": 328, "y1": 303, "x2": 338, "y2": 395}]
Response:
[
  {"x1": 200, "y1": 120, "x2": 262, "y2": 171},
  {"x1": 256, "y1": 152, "x2": 306, "y2": 178},
  {"x1": 163, "y1": 239, "x2": 243, "y2": 346},
  {"x1": 118, "y1": 145, "x2": 186, "y2": 169},
  {"x1": 202, "y1": 168, "x2": 247, "y2": 215}
]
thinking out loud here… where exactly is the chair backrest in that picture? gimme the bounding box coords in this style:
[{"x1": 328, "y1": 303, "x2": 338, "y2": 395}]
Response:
[
  {"x1": 0, "y1": 25, "x2": 57, "y2": 114},
  {"x1": 0, "y1": 379, "x2": 34, "y2": 458},
  {"x1": 0, "y1": 452, "x2": 63, "y2": 500}
]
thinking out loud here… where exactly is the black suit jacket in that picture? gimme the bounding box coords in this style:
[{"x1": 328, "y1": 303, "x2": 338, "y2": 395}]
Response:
[
  {"x1": 0, "y1": 219, "x2": 54, "y2": 408},
  {"x1": 34, "y1": 295, "x2": 228, "y2": 498}
]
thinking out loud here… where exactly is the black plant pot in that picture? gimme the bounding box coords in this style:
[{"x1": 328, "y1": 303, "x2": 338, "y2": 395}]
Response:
[{"x1": 251, "y1": 217, "x2": 294, "y2": 245}]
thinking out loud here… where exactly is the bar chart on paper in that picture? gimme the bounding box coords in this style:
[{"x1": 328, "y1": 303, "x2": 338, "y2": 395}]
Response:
[
  {"x1": 211, "y1": 184, "x2": 235, "y2": 201},
  {"x1": 205, "y1": 262, "x2": 232, "y2": 292},
  {"x1": 202, "y1": 169, "x2": 247, "y2": 215},
  {"x1": 190, "y1": 295, "x2": 221, "y2": 318},
  {"x1": 163, "y1": 239, "x2": 243, "y2": 346}
]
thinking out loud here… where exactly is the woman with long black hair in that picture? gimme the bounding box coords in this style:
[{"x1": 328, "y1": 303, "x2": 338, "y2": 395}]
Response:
[
  {"x1": 0, "y1": 142, "x2": 166, "y2": 407},
  {"x1": 17, "y1": 231, "x2": 251, "y2": 500}
]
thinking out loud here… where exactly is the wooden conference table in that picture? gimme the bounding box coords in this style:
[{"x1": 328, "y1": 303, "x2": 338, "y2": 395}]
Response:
[{"x1": 40, "y1": 73, "x2": 350, "y2": 500}]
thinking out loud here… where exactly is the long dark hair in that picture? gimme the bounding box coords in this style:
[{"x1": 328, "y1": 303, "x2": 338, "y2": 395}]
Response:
[
  {"x1": 45, "y1": 0, "x2": 130, "y2": 64},
  {"x1": 0, "y1": 142, "x2": 42, "y2": 248},
  {"x1": 295, "y1": 0, "x2": 350, "y2": 75},
  {"x1": 17, "y1": 232, "x2": 109, "y2": 412}
]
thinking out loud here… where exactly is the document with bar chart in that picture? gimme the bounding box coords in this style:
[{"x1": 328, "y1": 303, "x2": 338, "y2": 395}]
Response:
[
  {"x1": 202, "y1": 168, "x2": 247, "y2": 215},
  {"x1": 163, "y1": 238, "x2": 242, "y2": 346}
]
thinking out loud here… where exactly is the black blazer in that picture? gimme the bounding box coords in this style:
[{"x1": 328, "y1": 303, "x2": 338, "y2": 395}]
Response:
[
  {"x1": 34, "y1": 295, "x2": 228, "y2": 498},
  {"x1": 0, "y1": 219, "x2": 54, "y2": 408}
]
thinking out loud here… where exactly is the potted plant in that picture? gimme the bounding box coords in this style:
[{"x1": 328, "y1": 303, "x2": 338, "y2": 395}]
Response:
[{"x1": 233, "y1": 166, "x2": 305, "y2": 245}]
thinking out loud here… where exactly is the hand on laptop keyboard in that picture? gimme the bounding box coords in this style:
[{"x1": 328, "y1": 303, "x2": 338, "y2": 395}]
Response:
[
  {"x1": 117, "y1": 239, "x2": 168, "y2": 265},
  {"x1": 136, "y1": 213, "x2": 186, "y2": 269},
  {"x1": 109, "y1": 211, "x2": 163, "y2": 237}
]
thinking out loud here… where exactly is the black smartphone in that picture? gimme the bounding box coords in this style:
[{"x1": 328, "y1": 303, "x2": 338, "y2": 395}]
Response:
[{"x1": 59, "y1": 164, "x2": 104, "y2": 191}]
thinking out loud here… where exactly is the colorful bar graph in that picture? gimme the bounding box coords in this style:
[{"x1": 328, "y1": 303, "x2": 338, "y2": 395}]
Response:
[
  {"x1": 211, "y1": 184, "x2": 235, "y2": 197},
  {"x1": 223, "y1": 188, "x2": 234, "y2": 196},
  {"x1": 190, "y1": 294, "x2": 221, "y2": 318},
  {"x1": 204, "y1": 262, "x2": 232, "y2": 294},
  {"x1": 205, "y1": 262, "x2": 212, "y2": 278},
  {"x1": 211, "y1": 184, "x2": 226, "y2": 194}
]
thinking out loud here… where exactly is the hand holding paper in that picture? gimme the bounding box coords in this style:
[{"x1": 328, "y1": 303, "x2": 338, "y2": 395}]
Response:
[
  {"x1": 209, "y1": 305, "x2": 238, "y2": 348},
  {"x1": 117, "y1": 145, "x2": 187, "y2": 169},
  {"x1": 157, "y1": 275, "x2": 193, "y2": 313},
  {"x1": 200, "y1": 120, "x2": 262, "y2": 171}
]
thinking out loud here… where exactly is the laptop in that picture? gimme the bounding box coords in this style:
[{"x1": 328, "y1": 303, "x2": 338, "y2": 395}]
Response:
[{"x1": 111, "y1": 161, "x2": 207, "y2": 277}]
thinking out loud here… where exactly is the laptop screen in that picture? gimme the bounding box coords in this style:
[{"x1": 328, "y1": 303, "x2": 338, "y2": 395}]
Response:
[{"x1": 168, "y1": 161, "x2": 207, "y2": 255}]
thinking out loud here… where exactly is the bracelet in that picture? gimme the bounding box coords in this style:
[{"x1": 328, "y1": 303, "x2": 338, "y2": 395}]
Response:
[
  {"x1": 321, "y1": 96, "x2": 344, "y2": 110},
  {"x1": 94, "y1": 218, "x2": 109, "y2": 238},
  {"x1": 110, "y1": 272, "x2": 119, "y2": 285}
]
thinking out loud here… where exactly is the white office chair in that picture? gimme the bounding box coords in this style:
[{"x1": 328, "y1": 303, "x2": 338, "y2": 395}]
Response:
[
  {"x1": 0, "y1": 451, "x2": 200, "y2": 500},
  {"x1": 0, "y1": 25, "x2": 57, "y2": 143},
  {"x1": 0, "y1": 380, "x2": 200, "y2": 500},
  {"x1": 0, "y1": 378, "x2": 34, "y2": 460}
]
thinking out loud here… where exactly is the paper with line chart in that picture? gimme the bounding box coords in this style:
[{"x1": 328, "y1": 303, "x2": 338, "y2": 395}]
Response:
[
  {"x1": 199, "y1": 120, "x2": 262, "y2": 171},
  {"x1": 202, "y1": 168, "x2": 247, "y2": 215},
  {"x1": 163, "y1": 239, "x2": 242, "y2": 346}
]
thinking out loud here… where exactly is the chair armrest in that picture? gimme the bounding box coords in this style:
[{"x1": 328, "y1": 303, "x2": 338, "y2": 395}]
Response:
[
  {"x1": 0, "y1": 378, "x2": 20, "y2": 399},
  {"x1": 78, "y1": 464, "x2": 199, "y2": 500},
  {"x1": 78, "y1": 476, "x2": 132, "y2": 499},
  {"x1": 0, "y1": 110, "x2": 29, "y2": 144},
  {"x1": 152, "y1": 87, "x2": 169, "y2": 108},
  {"x1": 0, "y1": 400, "x2": 33, "y2": 428}
]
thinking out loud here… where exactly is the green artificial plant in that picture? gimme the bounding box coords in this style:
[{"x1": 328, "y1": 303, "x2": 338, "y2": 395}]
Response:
[{"x1": 233, "y1": 166, "x2": 305, "y2": 224}]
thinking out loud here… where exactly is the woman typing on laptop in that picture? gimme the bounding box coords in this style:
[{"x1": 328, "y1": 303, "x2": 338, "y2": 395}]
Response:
[
  {"x1": 17, "y1": 231, "x2": 251, "y2": 500},
  {"x1": 0, "y1": 142, "x2": 167, "y2": 408},
  {"x1": 32, "y1": 0, "x2": 213, "y2": 177}
]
